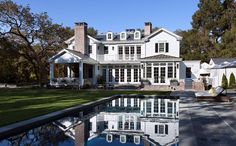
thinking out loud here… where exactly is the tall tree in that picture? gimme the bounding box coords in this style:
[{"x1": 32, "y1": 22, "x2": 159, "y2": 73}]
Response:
[{"x1": 0, "y1": 0, "x2": 73, "y2": 86}]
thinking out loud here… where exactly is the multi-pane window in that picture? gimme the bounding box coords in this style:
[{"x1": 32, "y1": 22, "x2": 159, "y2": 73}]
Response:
[
  {"x1": 146, "y1": 67, "x2": 152, "y2": 78},
  {"x1": 115, "y1": 99, "x2": 119, "y2": 107},
  {"x1": 120, "y1": 68, "x2": 124, "y2": 82},
  {"x1": 121, "y1": 32, "x2": 126, "y2": 39},
  {"x1": 118, "y1": 46, "x2": 123, "y2": 54},
  {"x1": 159, "y1": 43, "x2": 165, "y2": 52},
  {"x1": 155, "y1": 124, "x2": 169, "y2": 135},
  {"x1": 125, "y1": 47, "x2": 129, "y2": 54},
  {"x1": 160, "y1": 99, "x2": 165, "y2": 113},
  {"x1": 124, "y1": 122, "x2": 129, "y2": 129},
  {"x1": 131, "y1": 46, "x2": 134, "y2": 54},
  {"x1": 155, "y1": 42, "x2": 169, "y2": 53},
  {"x1": 108, "y1": 68, "x2": 112, "y2": 82},
  {"x1": 160, "y1": 67, "x2": 166, "y2": 83},
  {"x1": 104, "y1": 46, "x2": 108, "y2": 54},
  {"x1": 88, "y1": 45, "x2": 92, "y2": 54},
  {"x1": 127, "y1": 67, "x2": 131, "y2": 82},
  {"x1": 168, "y1": 63, "x2": 173, "y2": 78},
  {"x1": 134, "y1": 32, "x2": 140, "y2": 39},
  {"x1": 137, "y1": 46, "x2": 141, "y2": 55},
  {"x1": 134, "y1": 98, "x2": 138, "y2": 107},
  {"x1": 154, "y1": 99, "x2": 159, "y2": 113},
  {"x1": 137, "y1": 122, "x2": 141, "y2": 130},
  {"x1": 121, "y1": 98, "x2": 124, "y2": 107},
  {"x1": 118, "y1": 121, "x2": 123, "y2": 129},
  {"x1": 115, "y1": 68, "x2": 119, "y2": 82},
  {"x1": 159, "y1": 125, "x2": 164, "y2": 134},
  {"x1": 168, "y1": 102, "x2": 172, "y2": 114},
  {"x1": 146, "y1": 102, "x2": 152, "y2": 113},
  {"x1": 127, "y1": 98, "x2": 131, "y2": 107},
  {"x1": 134, "y1": 69, "x2": 138, "y2": 82},
  {"x1": 130, "y1": 122, "x2": 134, "y2": 130},
  {"x1": 107, "y1": 33, "x2": 112, "y2": 40}
]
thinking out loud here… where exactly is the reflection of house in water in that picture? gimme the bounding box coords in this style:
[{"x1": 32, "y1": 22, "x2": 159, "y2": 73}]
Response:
[{"x1": 56, "y1": 97, "x2": 179, "y2": 146}]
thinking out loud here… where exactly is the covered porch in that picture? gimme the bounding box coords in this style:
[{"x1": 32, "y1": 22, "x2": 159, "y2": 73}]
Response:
[{"x1": 48, "y1": 49, "x2": 98, "y2": 88}]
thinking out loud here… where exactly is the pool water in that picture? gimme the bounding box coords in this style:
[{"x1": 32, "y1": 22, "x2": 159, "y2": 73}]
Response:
[{"x1": 0, "y1": 96, "x2": 179, "y2": 146}]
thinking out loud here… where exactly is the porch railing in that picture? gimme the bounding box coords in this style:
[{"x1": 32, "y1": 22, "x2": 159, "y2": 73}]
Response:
[{"x1": 96, "y1": 54, "x2": 144, "y2": 62}]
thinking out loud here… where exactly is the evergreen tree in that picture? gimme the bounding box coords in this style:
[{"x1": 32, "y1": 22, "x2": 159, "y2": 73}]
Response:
[
  {"x1": 221, "y1": 74, "x2": 228, "y2": 89},
  {"x1": 229, "y1": 72, "x2": 236, "y2": 88}
]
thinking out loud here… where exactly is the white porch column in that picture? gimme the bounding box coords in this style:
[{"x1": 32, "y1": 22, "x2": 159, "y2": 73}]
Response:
[
  {"x1": 112, "y1": 66, "x2": 115, "y2": 83},
  {"x1": 50, "y1": 63, "x2": 54, "y2": 82},
  {"x1": 67, "y1": 65, "x2": 71, "y2": 78},
  {"x1": 93, "y1": 64, "x2": 98, "y2": 86},
  {"x1": 106, "y1": 66, "x2": 109, "y2": 84},
  {"x1": 79, "y1": 62, "x2": 84, "y2": 86}
]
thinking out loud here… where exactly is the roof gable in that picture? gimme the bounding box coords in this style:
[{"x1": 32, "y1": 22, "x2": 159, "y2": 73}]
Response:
[{"x1": 145, "y1": 28, "x2": 182, "y2": 41}]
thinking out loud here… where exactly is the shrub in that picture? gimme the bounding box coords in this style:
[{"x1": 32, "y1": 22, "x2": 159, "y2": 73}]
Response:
[
  {"x1": 221, "y1": 74, "x2": 228, "y2": 89},
  {"x1": 97, "y1": 75, "x2": 105, "y2": 85},
  {"x1": 229, "y1": 73, "x2": 236, "y2": 88}
]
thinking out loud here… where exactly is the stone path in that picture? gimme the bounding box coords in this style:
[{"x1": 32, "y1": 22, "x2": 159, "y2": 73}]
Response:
[{"x1": 172, "y1": 91, "x2": 236, "y2": 146}]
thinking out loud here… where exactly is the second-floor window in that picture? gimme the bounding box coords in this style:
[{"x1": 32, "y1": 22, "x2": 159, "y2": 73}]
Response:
[
  {"x1": 88, "y1": 45, "x2": 92, "y2": 54},
  {"x1": 137, "y1": 46, "x2": 141, "y2": 55},
  {"x1": 155, "y1": 42, "x2": 169, "y2": 53},
  {"x1": 104, "y1": 46, "x2": 108, "y2": 54}
]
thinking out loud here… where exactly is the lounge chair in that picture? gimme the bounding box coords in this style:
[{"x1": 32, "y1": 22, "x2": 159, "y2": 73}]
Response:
[
  {"x1": 195, "y1": 86, "x2": 230, "y2": 102},
  {"x1": 195, "y1": 86, "x2": 224, "y2": 97}
]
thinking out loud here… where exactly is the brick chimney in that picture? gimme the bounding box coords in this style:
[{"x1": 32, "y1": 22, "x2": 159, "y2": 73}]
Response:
[
  {"x1": 74, "y1": 22, "x2": 87, "y2": 54},
  {"x1": 144, "y1": 22, "x2": 152, "y2": 36}
]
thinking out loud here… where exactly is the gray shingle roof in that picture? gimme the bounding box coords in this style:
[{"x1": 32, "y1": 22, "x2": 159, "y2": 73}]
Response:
[
  {"x1": 141, "y1": 54, "x2": 182, "y2": 61},
  {"x1": 65, "y1": 49, "x2": 98, "y2": 64},
  {"x1": 211, "y1": 58, "x2": 236, "y2": 65},
  {"x1": 95, "y1": 33, "x2": 144, "y2": 41}
]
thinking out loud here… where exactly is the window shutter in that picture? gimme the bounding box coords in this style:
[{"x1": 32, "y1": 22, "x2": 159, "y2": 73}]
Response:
[
  {"x1": 155, "y1": 43, "x2": 159, "y2": 53},
  {"x1": 165, "y1": 125, "x2": 168, "y2": 134},
  {"x1": 165, "y1": 43, "x2": 169, "y2": 52},
  {"x1": 155, "y1": 125, "x2": 158, "y2": 133}
]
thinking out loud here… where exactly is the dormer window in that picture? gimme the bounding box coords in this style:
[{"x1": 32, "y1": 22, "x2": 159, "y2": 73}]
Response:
[
  {"x1": 134, "y1": 31, "x2": 141, "y2": 40},
  {"x1": 107, "y1": 32, "x2": 113, "y2": 40},
  {"x1": 120, "y1": 32, "x2": 126, "y2": 40}
]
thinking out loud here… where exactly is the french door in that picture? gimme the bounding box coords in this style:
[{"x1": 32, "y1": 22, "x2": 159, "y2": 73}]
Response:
[{"x1": 154, "y1": 67, "x2": 166, "y2": 84}]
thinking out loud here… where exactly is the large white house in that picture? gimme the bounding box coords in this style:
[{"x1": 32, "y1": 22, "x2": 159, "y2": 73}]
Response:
[{"x1": 49, "y1": 22, "x2": 202, "y2": 89}]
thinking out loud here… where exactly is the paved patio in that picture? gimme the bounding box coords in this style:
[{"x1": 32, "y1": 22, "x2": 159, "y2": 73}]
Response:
[{"x1": 172, "y1": 90, "x2": 236, "y2": 146}]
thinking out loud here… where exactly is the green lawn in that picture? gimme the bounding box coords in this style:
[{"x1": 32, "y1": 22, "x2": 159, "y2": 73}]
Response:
[{"x1": 0, "y1": 88, "x2": 170, "y2": 127}]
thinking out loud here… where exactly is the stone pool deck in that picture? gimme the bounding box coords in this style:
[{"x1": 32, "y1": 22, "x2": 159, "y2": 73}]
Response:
[{"x1": 172, "y1": 90, "x2": 236, "y2": 146}]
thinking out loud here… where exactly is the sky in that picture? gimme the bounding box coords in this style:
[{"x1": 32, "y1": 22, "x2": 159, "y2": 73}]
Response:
[{"x1": 13, "y1": 0, "x2": 199, "y2": 33}]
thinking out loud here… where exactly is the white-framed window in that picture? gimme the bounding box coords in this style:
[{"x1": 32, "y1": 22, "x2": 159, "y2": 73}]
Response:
[
  {"x1": 154, "y1": 99, "x2": 159, "y2": 113},
  {"x1": 104, "y1": 46, "x2": 108, "y2": 54},
  {"x1": 168, "y1": 102, "x2": 173, "y2": 114},
  {"x1": 168, "y1": 63, "x2": 173, "y2": 78},
  {"x1": 120, "y1": 68, "x2": 124, "y2": 82},
  {"x1": 160, "y1": 99, "x2": 165, "y2": 113},
  {"x1": 88, "y1": 45, "x2": 92, "y2": 54},
  {"x1": 134, "y1": 68, "x2": 138, "y2": 82},
  {"x1": 155, "y1": 124, "x2": 168, "y2": 135},
  {"x1": 155, "y1": 42, "x2": 169, "y2": 53},
  {"x1": 115, "y1": 67, "x2": 119, "y2": 82},
  {"x1": 107, "y1": 32, "x2": 113, "y2": 40},
  {"x1": 120, "y1": 32, "x2": 126, "y2": 40},
  {"x1": 134, "y1": 31, "x2": 141, "y2": 39},
  {"x1": 146, "y1": 66, "x2": 152, "y2": 78},
  {"x1": 127, "y1": 66, "x2": 131, "y2": 82},
  {"x1": 118, "y1": 121, "x2": 123, "y2": 129},
  {"x1": 146, "y1": 101, "x2": 152, "y2": 113}
]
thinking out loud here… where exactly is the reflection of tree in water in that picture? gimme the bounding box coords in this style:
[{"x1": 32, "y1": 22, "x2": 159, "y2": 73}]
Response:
[{"x1": 7, "y1": 124, "x2": 69, "y2": 146}]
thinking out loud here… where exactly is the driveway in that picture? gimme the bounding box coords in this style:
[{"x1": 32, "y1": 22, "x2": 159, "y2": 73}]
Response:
[{"x1": 172, "y1": 90, "x2": 236, "y2": 146}]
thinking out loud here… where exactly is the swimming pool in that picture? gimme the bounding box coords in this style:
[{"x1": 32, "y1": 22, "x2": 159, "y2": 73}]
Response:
[{"x1": 0, "y1": 95, "x2": 179, "y2": 146}]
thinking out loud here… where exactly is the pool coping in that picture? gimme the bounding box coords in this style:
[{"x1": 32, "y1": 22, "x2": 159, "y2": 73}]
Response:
[{"x1": 0, "y1": 94, "x2": 178, "y2": 140}]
